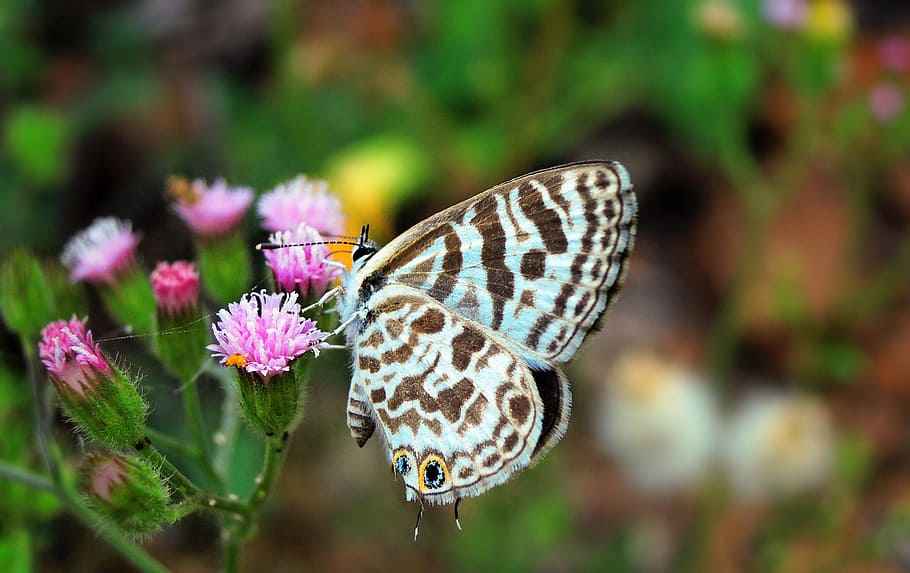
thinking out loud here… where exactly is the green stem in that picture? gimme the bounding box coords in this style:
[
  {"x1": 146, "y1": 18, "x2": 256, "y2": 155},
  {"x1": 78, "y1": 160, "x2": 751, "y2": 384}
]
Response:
[
  {"x1": 211, "y1": 366, "x2": 241, "y2": 478},
  {"x1": 135, "y1": 444, "x2": 247, "y2": 516},
  {"x1": 246, "y1": 432, "x2": 290, "y2": 514},
  {"x1": 180, "y1": 377, "x2": 224, "y2": 491},
  {"x1": 222, "y1": 431, "x2": 292, "y2": 570},
  {"x1": 146, "y1": 428, "x2": 196, "y2": 459},
  {"x1": 0, "y1": 461, "x2": 56, "y2": 492},
  {"x1": 61, "y1": 488, "x2": 171, "y2": 573}
]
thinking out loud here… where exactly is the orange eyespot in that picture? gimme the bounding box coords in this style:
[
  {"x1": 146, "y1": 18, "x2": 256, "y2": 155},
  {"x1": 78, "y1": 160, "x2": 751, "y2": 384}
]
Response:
[
  {"x1": 418, "y1": 455, "x2": 449, "y2": 491},
  {"x1": 225, "y1": 354, "x2": 247, "y2": 368}
]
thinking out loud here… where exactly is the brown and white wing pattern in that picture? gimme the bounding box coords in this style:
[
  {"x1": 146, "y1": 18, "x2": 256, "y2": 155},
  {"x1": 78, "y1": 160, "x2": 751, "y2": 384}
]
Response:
[
  {"x1": 357, "y1": 161, "x2": 637, "y2": 367},
  {"x1": 346, "y1": 285, "x2": 571, "y2": 505},
  {"x1": 340, "y1": 161, "x2": 636, "y2": 506}
]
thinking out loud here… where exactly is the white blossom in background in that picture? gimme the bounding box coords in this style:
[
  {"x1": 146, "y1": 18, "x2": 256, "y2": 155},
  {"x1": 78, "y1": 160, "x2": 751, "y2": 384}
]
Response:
[
  {"x1": 722, "y1": 391, "x2": 835, "y2": 501},
  {"x1": 596, "y1": 350, "x2": 719, "y2": 495}
]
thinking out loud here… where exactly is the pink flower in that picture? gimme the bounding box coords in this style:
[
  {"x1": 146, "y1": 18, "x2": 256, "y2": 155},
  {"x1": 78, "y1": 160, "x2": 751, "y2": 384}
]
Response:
[
  {"x1": 61, "y1": 218, "x2": 140, "y2": 285},
  {"x1": 172, "y1": 178, "x2": 254, "y2": 238},
  {"x1": 39, "y1": 316, "x2": 113, "y2": 397},
  {"x1": 879, "y1": 35, "x2": 910, "y2": 73},
  {"x1": 150, "y1": 261, "x2": 200, "y2": 316},
  {"x1": 263, "y1": 224, "x2": 343, "y2": 298},
  {"x1": 762, "y1": 0, "x2": 807, "y2": 29},
  {"x1": 257, "y1": 176, "x2": 346, "y2": 236},
  {"x1": 85, "y1": 453, "x2": 129, "y2": 504},
  {"x1": 208, "y1": 291, "x2": 326, "y2": 379},
  {"x1": 869, "y1": 83, "x2": 904, "y2": 122}
]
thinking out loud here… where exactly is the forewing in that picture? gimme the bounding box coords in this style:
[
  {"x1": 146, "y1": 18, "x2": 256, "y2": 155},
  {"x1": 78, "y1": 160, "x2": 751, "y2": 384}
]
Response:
[
  {"x1": 351, "y1": 285, "x2": 551, "y2": 505},
  {"x1": 362, "y1": 161, "x2": 637, "y2": 366}
]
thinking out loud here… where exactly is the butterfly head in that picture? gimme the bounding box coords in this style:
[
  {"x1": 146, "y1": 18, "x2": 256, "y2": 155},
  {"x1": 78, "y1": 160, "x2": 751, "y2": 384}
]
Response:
[{"x1": 352, "y1": 224, "x2": 378, "y2": 270}]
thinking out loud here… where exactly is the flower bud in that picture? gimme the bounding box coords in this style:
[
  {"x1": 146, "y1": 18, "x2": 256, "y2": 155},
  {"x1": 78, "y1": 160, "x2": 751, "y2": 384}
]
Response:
[
  {"x1": 0, "y1": 248, "x2": 55, "y2": 340},
  {"x1": 81, "y1": 451, "x2": 172, "y2": 534},
  {"x1": 39, "y1": 317, "x2": 148, "y2": 449},
  {"x1": 208, "y1": 291, "x2": 325, "y2": 435},
  {"x1": 150, "y1": 261, "x2": 208, "y2": 380}
]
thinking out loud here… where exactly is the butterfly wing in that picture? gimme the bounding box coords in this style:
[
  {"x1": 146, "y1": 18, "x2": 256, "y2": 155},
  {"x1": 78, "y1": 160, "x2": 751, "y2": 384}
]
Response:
[
  {"x1": 348, "y1": 284, "x2": 567, "y2": 505},
  {"x1": 358, "y1": 161, "x2": 636, "y2": 367}
]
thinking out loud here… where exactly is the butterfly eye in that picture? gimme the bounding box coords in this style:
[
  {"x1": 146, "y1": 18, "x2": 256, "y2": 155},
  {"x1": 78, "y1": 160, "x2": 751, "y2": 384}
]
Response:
[
  {"x1": 419, "y1": 455, "x2": 449, "y2": 490},
  {"x1": 394, "y1": 452, "x2": 411, "y2": 475}
]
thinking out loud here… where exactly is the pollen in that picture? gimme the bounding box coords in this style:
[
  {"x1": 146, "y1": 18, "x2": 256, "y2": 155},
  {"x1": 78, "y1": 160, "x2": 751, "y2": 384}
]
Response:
[{"x1": 225, "y1": 354, "x2": 248, "y2": 368}]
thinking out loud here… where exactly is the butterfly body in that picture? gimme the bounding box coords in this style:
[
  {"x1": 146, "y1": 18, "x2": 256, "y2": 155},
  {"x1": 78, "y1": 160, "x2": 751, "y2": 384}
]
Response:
[{"x1": 336, "y1": 161, "x2": 637, "y2": 505}]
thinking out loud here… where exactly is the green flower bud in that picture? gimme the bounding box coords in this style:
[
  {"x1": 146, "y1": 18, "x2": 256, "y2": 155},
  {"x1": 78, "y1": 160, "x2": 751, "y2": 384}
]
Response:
[
  {"x1": 81, "y1": 452, "x2": 172, "y2": 534},
  {"x1": 0, "y1": 248, "x2": 55, "y2": 340}
]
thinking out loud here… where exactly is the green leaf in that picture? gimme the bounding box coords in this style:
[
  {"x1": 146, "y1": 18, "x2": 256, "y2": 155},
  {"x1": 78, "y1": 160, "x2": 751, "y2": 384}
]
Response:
[{"x1": 3, "y1": 106, "x2": 70, "y2": 185}]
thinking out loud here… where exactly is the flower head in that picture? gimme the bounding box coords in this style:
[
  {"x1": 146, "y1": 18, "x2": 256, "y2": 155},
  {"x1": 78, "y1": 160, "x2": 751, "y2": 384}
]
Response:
[
  {"x1": 82, "y1": 451, "x2": 172, "y2": 534},
  {"x1": 39, "y1": 316, "x2": 112, "y2": 397},
  {"x1": 762, "y1": 0, "x2": 807, "y2": 30},
  {"x1": 150, "y1": 261, "x2": 200, "y2": 316},
  {"x1": 170, "y1": 177, "x2": 254, "y2": 238},
  {"x1": 596, "y1": 350, "x2": 719, "y2": 494},
  {"x1": 869, "y1": 82, "x2": 904, "y2": 122},
  {"x1": 258, "y1": 176, "x2": 346, "y2": 236},
  {"x1": 208, "y1": 291, "x2": 326, "y2": 379},
  {"x1": 61, "y1": 218, "x2": 140, "y2": 285},
  {"x1": 879, "y1": 35, "x2": 910, "y2": 72},
  {"x1": 723, "y1": 392, "x2": 834, "y2": 501},
  {"x1": 263, "y1": 224, "x2": 343, "y2": 298}
]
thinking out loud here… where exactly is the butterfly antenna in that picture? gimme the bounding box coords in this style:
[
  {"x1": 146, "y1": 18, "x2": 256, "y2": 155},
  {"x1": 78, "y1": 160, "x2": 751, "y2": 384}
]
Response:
[
  {"x1": 413, "y1": 500, "x2": 425, "y2": 541},
  {"x1": 255, "y1": 239, "x2": 359, "y2": 250},
  {"x1": 454, "y1": 497, "x2": 463, "y2": 531}
]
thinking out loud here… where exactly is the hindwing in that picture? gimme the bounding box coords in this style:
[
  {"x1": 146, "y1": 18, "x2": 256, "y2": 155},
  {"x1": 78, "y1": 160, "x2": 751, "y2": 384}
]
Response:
[{"x1": 347, "y1": 285, "x2": 570, "y2": 505}]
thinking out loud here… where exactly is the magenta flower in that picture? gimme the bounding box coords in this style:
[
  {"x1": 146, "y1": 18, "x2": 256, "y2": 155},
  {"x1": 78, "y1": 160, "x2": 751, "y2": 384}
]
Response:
[
  {"x1": 39, "y1": 316, "x2": 113, "y2": 397},
  {"x1": 150, "y1": 261, "x2": 200, "y2": 316},
  {"x1": 61, "y1": 218, "x2": 140, "y2": 285},
  {"x1": 879, "y1": 35, "x2": 910, "y2": 73},
  {"x1": 208, "y1": 291, "x2": 326, "y2": 379},
  {"x1": 762, "y1": 0, "x2": 807, "y2": 29},
  {"x1": 869, "y1": 83, "x2": 904, "y2": 122},
  {"x1": 172, "y1": 178, "x2": 254, "y2": 238},
  {"x1": 257, "y1": 175, "x2": 346, "y2": 236},
  {"x1": 263, "y1": 224, "x2": 343, "y2": 298}
]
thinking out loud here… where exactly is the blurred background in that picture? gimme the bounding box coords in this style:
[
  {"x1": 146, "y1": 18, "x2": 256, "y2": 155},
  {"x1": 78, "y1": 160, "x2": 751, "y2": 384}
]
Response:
[{"x1": 3, "y1": 0, "x2": 910, "y2": 571}]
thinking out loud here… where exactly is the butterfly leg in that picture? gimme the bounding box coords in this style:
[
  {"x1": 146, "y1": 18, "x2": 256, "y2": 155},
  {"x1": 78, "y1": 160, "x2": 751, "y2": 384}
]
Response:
[
  {"x1": 454, "y1": 497, "x2": 462, "y2": 531},
  {"x1": 413, "y1": 499, "x2": 425, "y2": 541},
  {"x1": 300, "y1": 286, "x2": 343, "y2": 314},
  {"x1": 328, "y1": 308, "x2": 365, "y2": 338}
]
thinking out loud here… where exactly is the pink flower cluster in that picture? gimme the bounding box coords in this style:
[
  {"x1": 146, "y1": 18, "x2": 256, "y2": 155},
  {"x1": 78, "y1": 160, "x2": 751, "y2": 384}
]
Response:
[
  {"x1": 257, "y1": 176, "x2": 346, "y2": 236},
  {"x1": 173, "y1": 179, "x2": 254, "y2": 238},
  {"x1": 39, "y1": 317, "x2": 112, "y2": 397},
  {"x1": 61, "y1": 218, "x2": 140, "y2": 285},
  {"x1": 207, "y1": 291, "x2": 326, "y2": 379},
  {"x1": 263, "y1": 224, "x2": 343, "y2": 298},
  {"x1": 150, "y1": 261, "x2": 200, "y2": 316}
]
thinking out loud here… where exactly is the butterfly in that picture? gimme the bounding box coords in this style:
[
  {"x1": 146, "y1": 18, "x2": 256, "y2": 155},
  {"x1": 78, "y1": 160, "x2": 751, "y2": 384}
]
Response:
[{"x1": 326, "y1": 161, "x2": 637, "y2": 525}]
